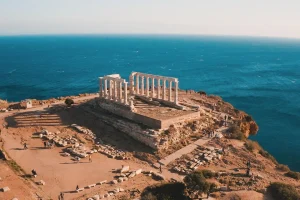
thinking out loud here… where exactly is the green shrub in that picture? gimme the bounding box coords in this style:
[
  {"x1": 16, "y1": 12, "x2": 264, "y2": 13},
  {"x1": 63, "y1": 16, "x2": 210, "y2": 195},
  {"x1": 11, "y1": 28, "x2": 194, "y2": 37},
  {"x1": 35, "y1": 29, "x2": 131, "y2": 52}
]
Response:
[
  {"x1": 276, "y1": 164, "x2": 290, "y2": 172},
  {"x1": 199, "y1": 169, "x2": 216, "y2": 179},
  {"x1": 141, "y1": 182, "x2": 190, "y2": 200},
  {"x1": 65, "y1": 98, "x2": 74, "y2": 107},
  {"x1": 259, "y1": 149, "x2": 278, "y2": 164},
  {"x1": 227, "y1": 125, "x2": 245, "y2": 141},
  {"x1": 184, "y1": 171, "x2": 215, "y2": 194},
  {"x1": 244, "y1": 140, "x2": 261, "y2": 152},
  {"x1": 285, "y1": 171, "x2": 300, "y2": 180},
  {"x1": 267, "y1": 182, "x2": 300, "y2": 200}
]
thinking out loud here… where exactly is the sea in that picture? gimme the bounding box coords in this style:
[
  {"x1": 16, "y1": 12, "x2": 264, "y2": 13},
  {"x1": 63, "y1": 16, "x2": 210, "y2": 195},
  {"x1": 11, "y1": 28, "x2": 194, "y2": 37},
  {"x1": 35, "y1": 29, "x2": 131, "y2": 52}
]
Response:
[{"x1": 0, "y1": 35, "x2": 299, "y2": 170}]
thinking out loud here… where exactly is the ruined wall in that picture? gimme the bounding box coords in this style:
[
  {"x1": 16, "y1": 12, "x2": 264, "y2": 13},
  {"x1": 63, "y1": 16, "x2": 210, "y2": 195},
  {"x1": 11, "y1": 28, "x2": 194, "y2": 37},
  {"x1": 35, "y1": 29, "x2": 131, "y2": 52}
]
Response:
[
  {"x1": 161, "y1": 111, "x2": 200, "y2": 129},
  {"x1": 82, "y1": 106, "x2": 160, "y2": 149},
  {"x1": 97, "y1": 98, "x2": 200, "y2": 129},
  {"x1": 97, "y1": 98, "x2": 162, "y2": 129}
]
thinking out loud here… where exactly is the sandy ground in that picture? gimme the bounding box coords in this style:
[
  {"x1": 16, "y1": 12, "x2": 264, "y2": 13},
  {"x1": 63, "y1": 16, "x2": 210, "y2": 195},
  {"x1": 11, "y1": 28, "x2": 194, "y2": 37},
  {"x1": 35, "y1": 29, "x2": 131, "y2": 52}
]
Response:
[
  {"x1": 0, "y1": 92, "x2": 296, "y2": 200},
  {"x1": 0, "y1": 99, "x2": 182, "y2": 199},
  {"x1": 0, "y1": 161, "x2": 35, "y2": 200}
]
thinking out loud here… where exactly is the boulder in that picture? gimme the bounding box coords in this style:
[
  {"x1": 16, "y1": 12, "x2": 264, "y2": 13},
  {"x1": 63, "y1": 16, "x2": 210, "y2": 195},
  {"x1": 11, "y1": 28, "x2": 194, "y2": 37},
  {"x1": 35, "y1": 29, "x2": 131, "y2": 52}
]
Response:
[
  {"x1": 114, "y1": 188, "x2": 120, "y2": 193},
  {"x1": 135, "y1": 169, "x2": 143, "y2": 175},
  {"x1": 37, "y1": 180, "x2": 46, "y2": 185},
  {"x1": 0, "y1": 187, "x2": 10, "y2": 192},
  {"x1": 118, "y1": 177, "x2": 124, "y2": 183},
  {"x1": 104, "y1": 193, "x2": 110, "y2": 197},
  {"x1": 220, "y1": 186, "x2": 228, "y2": 191},
  {"x1": 120, "y1": 165, "x2": 130, "y2": 173},
  {"x1": 128, "y1": 171, "x2": 136, "y2": 178}
]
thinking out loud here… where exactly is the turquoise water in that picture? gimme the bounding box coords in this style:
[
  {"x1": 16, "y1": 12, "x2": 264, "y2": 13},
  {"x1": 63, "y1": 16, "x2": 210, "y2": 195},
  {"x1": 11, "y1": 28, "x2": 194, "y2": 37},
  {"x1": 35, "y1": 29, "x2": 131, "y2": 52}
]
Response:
[{"x1": 0, "y1": 35, "x2": 300, "y2": 170}]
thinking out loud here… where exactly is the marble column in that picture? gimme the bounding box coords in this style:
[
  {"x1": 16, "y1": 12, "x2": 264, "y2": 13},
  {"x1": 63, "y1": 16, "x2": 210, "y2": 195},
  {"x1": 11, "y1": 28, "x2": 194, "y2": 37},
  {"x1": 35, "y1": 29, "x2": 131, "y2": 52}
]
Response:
[
  {"x1": 146, "y1": 77, "x2": 149, "y2": 97},
  {"x1": 130, "y1": 75, "x2": 134, "y2": 95},
  {"x1": 99, "y1": 78, "x2": 103, "y2": 97},
  {"x1": 157, "y1": 79, "x2": 161, "y2": 99},
  {"x1": 174, "y1": 81, "x2": 178, "y2": 104},
  {"x1": 124, "y1": 82, "x2": 128, "y2": 104},
  {"x1": 141, "y1": 76, "x2": 144, "y2": 95},
  {"x1": 163, "y1": 79, "x2": 166, "y2": 100},
  {"x1": 151, "y1": 77, "x2": 155, "y2": 98},
  {"x1": 168, "y1": 81, "x2": 172, "y2": 101},
  {"x1": 109, "y1": 80, "x2": 113, "y2": 99},
  {"x1": 104, "y1": 79, "x2": 108, "y2": 98},
  {"x1": 114, "y1": 81, "x2": 117, "y2": 101},
  {"x1": 119, "y1": 81, "x2": 122, "y2": 102},
  {"x1": 136, "y1": 74, "x2": 140, "y2": 95}
]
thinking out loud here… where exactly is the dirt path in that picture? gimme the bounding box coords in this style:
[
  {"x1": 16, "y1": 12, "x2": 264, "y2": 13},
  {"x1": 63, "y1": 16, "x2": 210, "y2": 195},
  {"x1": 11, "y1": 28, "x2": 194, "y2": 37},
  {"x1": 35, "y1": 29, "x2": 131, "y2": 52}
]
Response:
[{"x1": 0, "y1": 94, "x2": 98, "y2": 119}]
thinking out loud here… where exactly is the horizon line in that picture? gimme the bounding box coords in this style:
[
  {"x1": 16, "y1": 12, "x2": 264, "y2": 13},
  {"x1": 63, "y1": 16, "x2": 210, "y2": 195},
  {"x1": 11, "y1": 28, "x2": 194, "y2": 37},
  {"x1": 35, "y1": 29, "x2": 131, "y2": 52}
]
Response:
[{"x1": 1, "y1": 32, "x2": 300, "y2": 41}]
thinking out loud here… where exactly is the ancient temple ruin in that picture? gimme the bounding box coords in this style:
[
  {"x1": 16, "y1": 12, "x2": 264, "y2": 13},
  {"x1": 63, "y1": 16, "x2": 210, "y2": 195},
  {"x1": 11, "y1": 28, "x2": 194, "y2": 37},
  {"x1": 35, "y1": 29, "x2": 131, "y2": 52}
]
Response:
[
  {"x1": 99, "y1": 74, "x2": 128, "y2": 105},
  {"x1": 129, "y1": 72, "x2": 179, "y2": 105},
  {"x1": 96, "y1": 72, "x2": 200, "y2": 149},
  {"x1": 97, "y1": 72, "x2": 199, "y2": 129}
]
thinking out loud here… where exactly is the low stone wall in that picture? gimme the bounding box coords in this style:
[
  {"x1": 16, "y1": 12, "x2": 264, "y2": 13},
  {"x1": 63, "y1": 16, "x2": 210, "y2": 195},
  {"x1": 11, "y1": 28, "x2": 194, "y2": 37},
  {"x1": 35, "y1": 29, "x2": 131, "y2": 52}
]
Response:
[
  {"x1": 161, "y1": 111, "x2": 200, "y2": 129},
  {"x1": 97, "y1": 98, "x2": 200, "y2": 129},
  {"x1": 82, "y1": 105, "x2": 160, "y2": 149}
]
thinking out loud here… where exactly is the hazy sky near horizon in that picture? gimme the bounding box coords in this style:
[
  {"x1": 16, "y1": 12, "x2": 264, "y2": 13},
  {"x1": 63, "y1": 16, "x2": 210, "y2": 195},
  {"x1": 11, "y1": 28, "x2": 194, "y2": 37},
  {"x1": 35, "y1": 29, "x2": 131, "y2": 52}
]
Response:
[{"x1": 1, "y1": 0, "x2": 300, "y2": 38}]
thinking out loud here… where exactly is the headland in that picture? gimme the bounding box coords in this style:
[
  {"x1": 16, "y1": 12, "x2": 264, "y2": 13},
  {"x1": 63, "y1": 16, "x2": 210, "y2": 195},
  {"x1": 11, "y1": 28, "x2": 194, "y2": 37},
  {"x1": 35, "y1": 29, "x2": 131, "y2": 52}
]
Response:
[{"x1": 0, "y1": 72, "x2": 298, "y2": 200}]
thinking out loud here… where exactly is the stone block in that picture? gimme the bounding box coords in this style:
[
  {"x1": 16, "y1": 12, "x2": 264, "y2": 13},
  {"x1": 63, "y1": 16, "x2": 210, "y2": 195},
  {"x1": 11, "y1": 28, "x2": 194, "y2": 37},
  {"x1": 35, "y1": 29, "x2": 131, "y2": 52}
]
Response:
[
  {"x1": 128, "y1": 171, "x2": 136, "y2": 178},
  {"x1": 135, "y1": 169, "x2": 143, "y2": 175},
  {"x1": 76, "y1": 188, "x2": 84, "y2": 192},
  {"x1": 120, "y1": 165, "x2": 130, "y2": 173},
  {"x1": 88, "y1": 184, "x2": 96, "y2": 188},
  {"x1": 111, "y1": 180, "x2": 118, "y2": 184},
  {"x1": 36, "y1": 180, "x2": 46, "y2": 185},
  {"x1": 119, "y1": 188, "x2": 125, "y2": 192},
  {"x1": 220, "y1": 186, "x2": 228, "y2": 191},
  {"x1": 93, "y1": 194, "x2": 100, "y2": 200},
  {"x1": 1, "y1": 187, "x2": 10, "y2": 192},
  {"x1": 123, "y1": 177, "x2": 128, "y2": 181},
  {"x1": 114, "y1": 188, "x2": 120, "y2": 193}
]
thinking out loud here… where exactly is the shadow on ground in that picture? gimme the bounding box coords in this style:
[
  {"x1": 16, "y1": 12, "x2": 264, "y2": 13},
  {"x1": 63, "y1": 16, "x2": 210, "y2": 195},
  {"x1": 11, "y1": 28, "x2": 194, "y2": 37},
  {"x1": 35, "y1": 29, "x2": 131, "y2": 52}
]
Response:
[{"x1": 4, "y1": 99, "x2": 156, "y2": 158}]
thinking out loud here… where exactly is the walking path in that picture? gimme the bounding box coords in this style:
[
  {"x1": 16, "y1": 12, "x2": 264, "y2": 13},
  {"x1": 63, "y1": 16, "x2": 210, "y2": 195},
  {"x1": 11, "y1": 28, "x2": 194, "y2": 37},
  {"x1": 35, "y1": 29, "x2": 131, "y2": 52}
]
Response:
[
  {"x1": 156, "y1": 126, "x2": 228, "y2": 167},
  {"x1": 0, "y1": 94, "x2": 98, "y2": 119}
]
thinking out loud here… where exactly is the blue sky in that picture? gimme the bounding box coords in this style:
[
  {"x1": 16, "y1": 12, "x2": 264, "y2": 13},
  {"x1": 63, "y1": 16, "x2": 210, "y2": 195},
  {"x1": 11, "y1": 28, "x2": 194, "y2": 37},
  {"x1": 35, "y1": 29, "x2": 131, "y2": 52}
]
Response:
[{"x1": 0, "y1": 0, "x2": 299, "y2": 38}]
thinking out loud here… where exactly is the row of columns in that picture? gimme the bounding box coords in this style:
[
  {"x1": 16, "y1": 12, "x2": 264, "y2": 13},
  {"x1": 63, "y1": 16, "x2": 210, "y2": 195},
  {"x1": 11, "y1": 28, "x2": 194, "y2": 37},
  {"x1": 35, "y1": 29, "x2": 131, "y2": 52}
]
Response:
[
  {"x1": 129, "y1": 73, "x2": 179, "y2": 104},
  {"x1": 99, "y1": 77, "x2": 128, "y2": 105}
]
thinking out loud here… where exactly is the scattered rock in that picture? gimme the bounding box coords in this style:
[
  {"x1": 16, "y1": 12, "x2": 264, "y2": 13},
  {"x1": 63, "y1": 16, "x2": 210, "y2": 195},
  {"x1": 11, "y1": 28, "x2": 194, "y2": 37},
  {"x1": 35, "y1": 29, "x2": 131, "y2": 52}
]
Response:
[
  {"x1": 0, "y1": 187, "x2": 10, "y2": 192},
  {"x1": 120, "y1": 165, "x2": 130, "y2": 173}
]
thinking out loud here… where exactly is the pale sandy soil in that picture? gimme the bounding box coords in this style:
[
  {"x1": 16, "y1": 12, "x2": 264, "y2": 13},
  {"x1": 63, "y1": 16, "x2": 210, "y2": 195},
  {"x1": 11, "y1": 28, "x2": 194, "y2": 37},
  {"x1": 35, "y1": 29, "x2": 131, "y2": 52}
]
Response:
[
  {"x1": 0, "y1": 92, "x2": 298, "y2": 200},
  {"x1": 0, "y1": 161, "x2": 35, "y2": 200},
  {"x1": 0, "y1": 98, "x2": 181, "y2": 199}
]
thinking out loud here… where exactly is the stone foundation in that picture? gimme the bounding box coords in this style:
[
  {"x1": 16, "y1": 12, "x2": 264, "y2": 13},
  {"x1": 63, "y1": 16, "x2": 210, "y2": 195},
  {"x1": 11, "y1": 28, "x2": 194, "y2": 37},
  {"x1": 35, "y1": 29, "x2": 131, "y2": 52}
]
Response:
[{"x1": 97, "y1": 98, "x2": 200, "y2": 129}]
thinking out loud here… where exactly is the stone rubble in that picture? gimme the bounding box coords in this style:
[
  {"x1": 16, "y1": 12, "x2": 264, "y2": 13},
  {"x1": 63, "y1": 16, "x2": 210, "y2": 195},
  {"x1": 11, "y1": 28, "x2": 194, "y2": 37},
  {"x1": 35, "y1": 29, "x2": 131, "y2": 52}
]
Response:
[
  {"x1": 97, "y1": 144, "x2": 130, "y2": 160},
  {"x1": 171, "y1": 146, "x2": 224, "y2": 175},
  {"x1": 70, "y1": 124, "x2": 97, "y2": 139}
]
